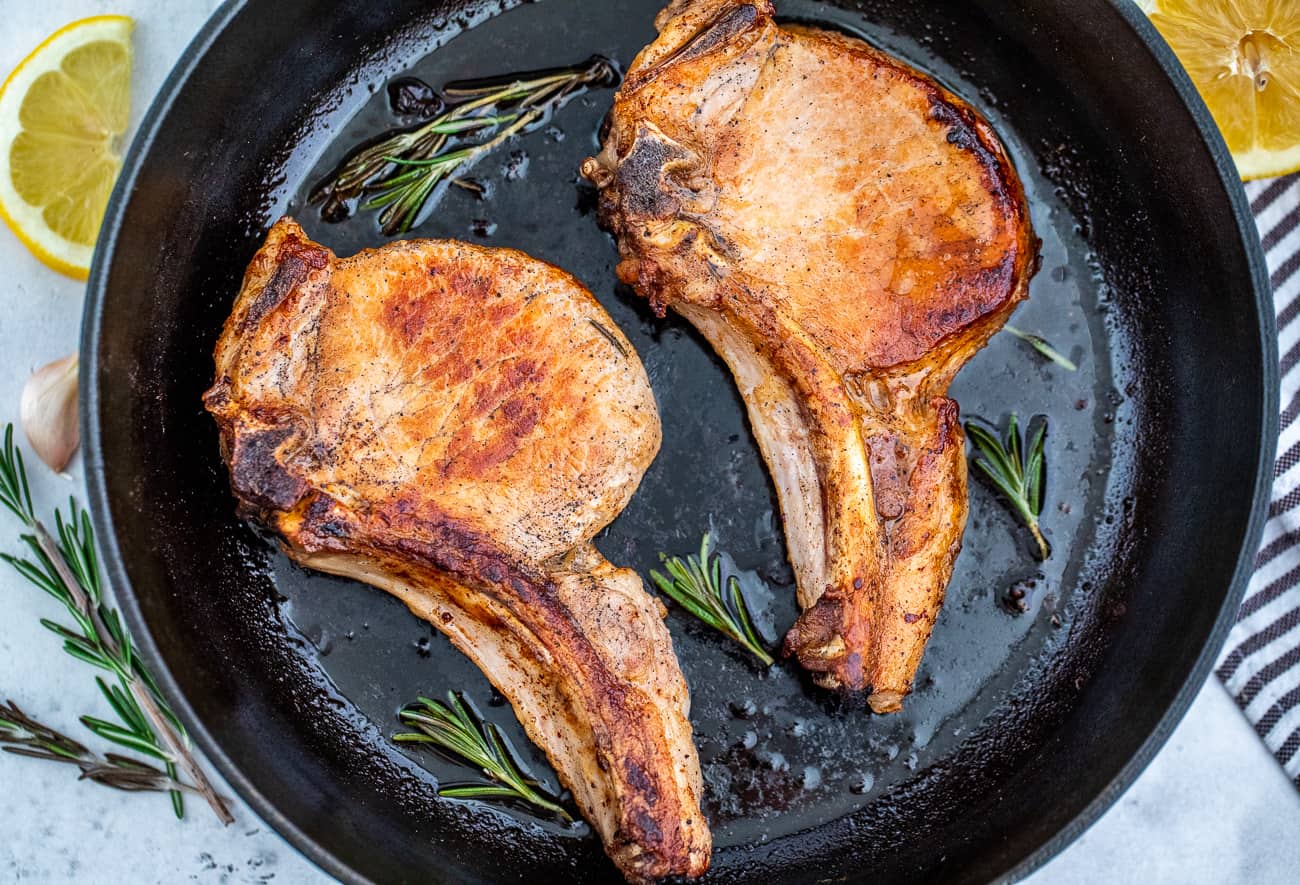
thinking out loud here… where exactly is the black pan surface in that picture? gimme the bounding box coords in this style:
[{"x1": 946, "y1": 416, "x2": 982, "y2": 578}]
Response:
[{"x1": 81, "y1": 1, "x2": 1275, "y2": 882}]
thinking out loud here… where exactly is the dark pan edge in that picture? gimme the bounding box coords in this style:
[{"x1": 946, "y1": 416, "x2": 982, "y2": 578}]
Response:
[
  {"x1": 79, "y1": 2, "x2": 361, "y2": 883},
  {"x1": 77, "y1": 1, "x2": 1278, "y2": 884},
  {"x1": 1003, "y1": 0, "x2": 1279, "y2": 880}
]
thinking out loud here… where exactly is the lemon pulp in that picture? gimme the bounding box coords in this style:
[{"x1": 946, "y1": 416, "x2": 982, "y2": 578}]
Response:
[{"x1": 1148, "y1": 0, "x2": 1300, "y2": 180}]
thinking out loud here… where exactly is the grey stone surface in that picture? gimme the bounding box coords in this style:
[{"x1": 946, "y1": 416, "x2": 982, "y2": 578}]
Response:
[{"x1": 0, "y1": 2, "x2": 1294, "y2": 882}]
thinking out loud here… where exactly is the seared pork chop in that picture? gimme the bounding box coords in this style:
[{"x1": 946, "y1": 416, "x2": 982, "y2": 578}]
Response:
[
  {"x1": 583, "y1": 0, "x2": 1038, "y2": 712},
  {"x1": 204, "y1": 218, "x2": 710, "y2": 881}
]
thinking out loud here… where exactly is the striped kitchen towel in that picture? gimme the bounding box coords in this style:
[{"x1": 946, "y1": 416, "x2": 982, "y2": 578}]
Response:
[{"x1": 1217, "y1": 172, "x2": 1300, "y2": 781}]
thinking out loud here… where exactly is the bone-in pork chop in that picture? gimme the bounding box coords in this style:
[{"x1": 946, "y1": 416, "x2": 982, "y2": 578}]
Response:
[
  {"x1": 204, "y1": 218, "x2": 710, "y2": 881},
  {"x1": 583, "y1": 0, "x2": 1038, "y2": 712}
]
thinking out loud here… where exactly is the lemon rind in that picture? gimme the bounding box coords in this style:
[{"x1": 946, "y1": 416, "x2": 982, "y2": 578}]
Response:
[{"x1": 1234, "y1": 145, "x2": 1300, "y2": 183}]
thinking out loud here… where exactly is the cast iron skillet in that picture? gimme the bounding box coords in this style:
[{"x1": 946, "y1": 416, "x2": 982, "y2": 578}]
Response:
[{"x1": 81, "y1": 0, "x2": 1275, "y2": 882}]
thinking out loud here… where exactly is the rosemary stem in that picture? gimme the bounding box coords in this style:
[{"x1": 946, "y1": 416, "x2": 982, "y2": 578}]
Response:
[
  {"x1": 470, "y1": 110, "x2": 540, "y2": 157},
  {"x1": 1028, "y1": 522, "x2": 1050, "y2": 561},
  {"x1": 29, "y1": 520, "x2": 234, "y2": 825},
  {"x1": 401, "y1": 79, "x2": 532, "y2": 147},
  {"x1": 126, "y1": 674, "x2": 232, "y2": 824}
]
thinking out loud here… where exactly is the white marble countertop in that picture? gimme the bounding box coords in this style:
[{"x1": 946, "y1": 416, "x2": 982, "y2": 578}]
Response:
[{"x1": 1, "y1": 1, "x2": 1297, "y2": 882}]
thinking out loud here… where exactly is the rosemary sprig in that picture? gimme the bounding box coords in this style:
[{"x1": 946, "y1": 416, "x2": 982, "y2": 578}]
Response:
[
  {"x1": 650, "y1": 533, "x2": 774, "y2": 666},
  {"x1": 314, "y1": 55, "x2": 616, "y2": 234},
  {"x1": 1005, "y1": 325, "x2": 1077, "y2": 371},
  {"x1": 395, "y1": 692, "x2": 570, "y2": 821},
  {"x1": 965, "y1": 415, "x2": 1051, "y2": 560},
  {"x1": 365, "y1": 115, "x2": 537, "y2": 234},
  {"x1": 0, "y1": 700, "x2": 197, "y2": 795},
  {"x1": 0, "y1": 423, "x2": 233, "y2": 823}
]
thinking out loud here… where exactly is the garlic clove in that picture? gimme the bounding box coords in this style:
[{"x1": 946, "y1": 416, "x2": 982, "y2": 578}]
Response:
[{"x1": 20, "y1": 354, "x2": 80, "y2": 473}]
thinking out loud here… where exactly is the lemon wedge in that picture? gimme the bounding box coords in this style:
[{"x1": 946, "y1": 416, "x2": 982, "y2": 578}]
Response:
[
  {"x1": 1147, "y1": 0, "x2": 1300, "y2": 180},
  {"x1": 0, "y1": 16, "x2": 133, "y2": 279}
]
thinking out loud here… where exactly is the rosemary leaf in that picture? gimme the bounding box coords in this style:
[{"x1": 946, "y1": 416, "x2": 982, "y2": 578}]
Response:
[
  {"x1": 437, "y1": 784, "x2": 524, "y2": 800},
  {"x1": 650, "y1": 533, "x2": 775, "y2": 666},
  {"x1": 588, "y1": 319, "x2": 629, "y2": 357},
  {"x1": 966, "y1": 415, "x2": 1051, "y2": 560},
  {"x1": 0, "y1": 425, "x2": 34, "y2": 523},
  {"x1": 396, "y1": 692, "x2": 571, "y2": 821},
  {"x1": 98, "y1": 677, "x2": 145, "y2": 735},
  {"x1": 1004, "y1": 325, "x2": 1077, "y2": 371},
  {"x1": 1024, "y1": 420, "x2": 1047, "y2": 515}
]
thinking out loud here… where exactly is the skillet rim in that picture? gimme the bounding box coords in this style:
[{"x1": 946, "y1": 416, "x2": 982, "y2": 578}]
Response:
[
  {"x1": 1005, "y1": 0, "x2": 1278, "y2": 876},
  {"x1": 76, "y1": 1, "x2": 366, "y2": 879},
  {"x1": 77, "y1": 1, "x2": 1278, "y2": 882}
]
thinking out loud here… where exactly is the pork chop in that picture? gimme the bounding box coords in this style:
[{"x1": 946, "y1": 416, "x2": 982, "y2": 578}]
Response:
[
  {"x1": 583, "y1": 0, "x2": 1038, "y2": 712},
  {"x1": 204, "y1": 218, "x2": 710, "y2": 881}
]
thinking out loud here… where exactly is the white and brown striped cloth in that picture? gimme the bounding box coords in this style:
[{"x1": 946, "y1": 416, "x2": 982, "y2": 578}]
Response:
[{"x1": 1217, "y1": 172, "x2": 1300, "y2": 781}]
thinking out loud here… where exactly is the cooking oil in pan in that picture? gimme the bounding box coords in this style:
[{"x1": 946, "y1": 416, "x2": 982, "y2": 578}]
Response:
[{"x1": 262, "y1": 0, "x2": 1141, "y2": 852}]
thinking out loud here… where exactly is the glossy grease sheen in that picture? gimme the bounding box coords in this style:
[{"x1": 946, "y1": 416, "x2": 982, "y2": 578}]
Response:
[{"x1": 82, "y1": 1, "x2": 1273, "y2": 883}]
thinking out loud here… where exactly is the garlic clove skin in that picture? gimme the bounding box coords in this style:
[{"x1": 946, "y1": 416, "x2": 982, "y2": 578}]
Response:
[{"x1": 20, "y1": 354, "x2": 80, "y2": 473}]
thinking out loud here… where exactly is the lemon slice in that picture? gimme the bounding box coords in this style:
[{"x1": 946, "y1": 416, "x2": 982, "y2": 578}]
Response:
[
  {"x1": 0, "y1": 16, "x2": 133, "y2": 279},
  {"x1": 1147, "y1": 0, "x2": 1300, "y2": 180}
]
